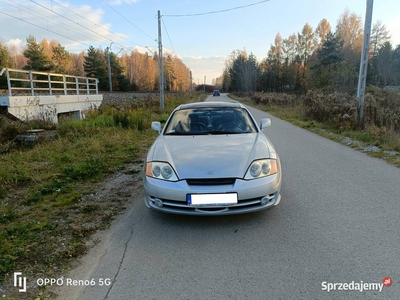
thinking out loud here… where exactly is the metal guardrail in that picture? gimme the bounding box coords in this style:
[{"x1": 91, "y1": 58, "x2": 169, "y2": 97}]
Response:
[{"x1": 0, "y1": 68, "x2": 99, "y2": 96}]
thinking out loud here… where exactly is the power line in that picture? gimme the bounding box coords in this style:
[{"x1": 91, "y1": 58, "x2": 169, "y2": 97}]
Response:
[
  {"x1": 33, "y1": 0, "x2": 131, "y2": 45},
  {"x1": 101, "y1": 0, "x2": 156, "y2": 43},
  {"x1": 28, "y1": 0, "x2": 142, "y2": 52},
  {"x1": 0, "y1": 0, "x2": 94, "y2": 42},
  {"x1": 162, "y1": 18, "x2": 177, "y2": 56},
  {"x1": 0, "y1": 10, "x2": 91, "y2": 47},
  {"x1": 163, "y1": 0, "x2": 270, "y2": 17}
]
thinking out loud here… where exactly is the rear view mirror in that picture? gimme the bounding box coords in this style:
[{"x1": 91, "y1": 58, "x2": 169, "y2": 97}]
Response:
[
  {"x1": 151, "y1": 121, "x2": 161, "y2": 134},
  {"x1": 260, "y1": 118, "x2": 271, "y2": 130}
]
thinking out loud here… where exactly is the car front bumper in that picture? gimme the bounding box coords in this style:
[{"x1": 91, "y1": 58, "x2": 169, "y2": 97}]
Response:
[{"x1": 143, "y1": 172, "x2": 282, "y2": 215}]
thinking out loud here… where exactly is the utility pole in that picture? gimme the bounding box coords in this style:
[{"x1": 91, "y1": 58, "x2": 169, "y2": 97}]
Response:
[
  {"x1": 107, "y1": 42, "x2": 113, "y2": 92},
  {"x1": 204, "y1": 76, "x2": 206, "y2": 93},
  {"x1": 356, "y1": 0, "x2": 373, "y2": 127},
  {"x1": 158, "y1": 10, "x2": 164, "y2": 111}
]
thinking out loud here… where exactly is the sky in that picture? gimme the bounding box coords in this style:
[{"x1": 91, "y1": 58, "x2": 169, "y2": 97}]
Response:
[{"x1": 1, "y1": 0, "x2": 399, "y2": 85}]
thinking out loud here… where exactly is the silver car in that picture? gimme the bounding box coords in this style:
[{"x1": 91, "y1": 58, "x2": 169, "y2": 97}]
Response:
[{"x1": 143, "y1": 101, "x2": 282, "y2": 215}]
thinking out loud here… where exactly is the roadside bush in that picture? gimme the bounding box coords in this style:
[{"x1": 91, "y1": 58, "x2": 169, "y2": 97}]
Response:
[
  {"x1": 302, "y1": 91, "x2": 358, "y2": 130},
  {"x1": 111, "y1": 108, "x2": 149, "y2": 131},
  {"x1": 251, "y1": 92, "x2": 297, "y2": 107},
  {"x1": 364, "y1": 90, "x2": 400, "y2": 132}
]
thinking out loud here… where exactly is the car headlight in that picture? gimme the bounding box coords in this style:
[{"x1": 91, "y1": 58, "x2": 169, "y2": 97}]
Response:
[
  {"x1": 244, "y1": 159, "x2": 278, "y2": 180},
  {"x1": 146, "y1": 161, "x2": 178, "y2": 181}
]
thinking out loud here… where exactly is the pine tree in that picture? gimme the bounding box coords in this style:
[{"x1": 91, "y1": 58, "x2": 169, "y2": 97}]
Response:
[
  {"x1": 83, "y1": 46, "x2": 107, "y2": 90},
  {"x1": 23, "y1": 35, "x2": 55, "y2": 71}
]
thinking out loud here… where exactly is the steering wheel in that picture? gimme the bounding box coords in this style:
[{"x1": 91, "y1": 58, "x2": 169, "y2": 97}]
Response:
[
  {"x1": 191, "y1": 122, "x2": 206, "y2": 132},
  {"x1": 221, "y1": 123, "x2": 242, "y2": 132}
]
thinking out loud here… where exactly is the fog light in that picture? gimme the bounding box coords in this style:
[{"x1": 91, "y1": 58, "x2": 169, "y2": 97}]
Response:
[
  {"x1": 260, "y1": 197, "x2": 269, "y2": 206},
  {"x1": 154, "y1": 198, "x2": 163, "y2": 208},
  {"x1": 261, "y1": 194, "x2": 275, "y2": 206}
]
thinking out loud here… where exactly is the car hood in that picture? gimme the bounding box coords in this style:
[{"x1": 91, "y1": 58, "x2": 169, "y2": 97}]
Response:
[{"x1": 148, "y1": 133, "x2": 274, "y2": 179}]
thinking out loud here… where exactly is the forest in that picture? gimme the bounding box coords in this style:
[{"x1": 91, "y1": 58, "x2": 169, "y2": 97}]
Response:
[
  {"x1": 219, "y1": 10, "x2": 400, "y2": 95},
  {"x1": 0, "y1": 35, "x2": 191, "y2": 92}
]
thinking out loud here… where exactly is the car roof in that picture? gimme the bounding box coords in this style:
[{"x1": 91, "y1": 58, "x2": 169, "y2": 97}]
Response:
[{"x1": 178, "y1": 101, "x2": 243, "y2": 110}]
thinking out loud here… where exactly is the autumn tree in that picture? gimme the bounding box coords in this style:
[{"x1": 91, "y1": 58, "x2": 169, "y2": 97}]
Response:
[
  {"x1": 70, "y1": 52, "x2": 86, "y2": 76},
  {"x1": 41, "y1": 39, "x2": 59, "y2": 61},
  {"x1": 315, "y1": 18, "x2": 332, "y2": 48},
  {"x1": 120, "y1": 50, "x2": 158, "y2": 91},
  {"x1": 297, "y1": 23, "x2": 316, "y2": 72},
  {"x1": 263, "y1": 34, "x2": 284, "y2": 91},
  {"x1": 52, "y1": 43, "x2": 71, "y2": 74},
  {"x1": 172, "y1": 55, "x2": 190, "y2": 92},
  {"x1": 220, "y1": 9, "x2": 397, "y2": 95},
  {"x1": 282, "y1": 33, "x2": 298, "y2": 90},
  {"x1": 1, "y1": 35, "x2": 192, "y2": 92},
  {"x1": 335, "y1": 9, "x2": 363, "y2": 64}
]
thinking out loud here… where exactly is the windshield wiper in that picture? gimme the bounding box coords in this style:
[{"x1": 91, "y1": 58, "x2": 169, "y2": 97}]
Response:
[
  {"x1": 206, "y1": 130, "x2": 242, "y2": 135},
  {"x1": 165, "y1": 132, "x2": 193, "y2": 135},
  {"x1": 166, "y1": 131, "x2": 244, "y2": 135}
]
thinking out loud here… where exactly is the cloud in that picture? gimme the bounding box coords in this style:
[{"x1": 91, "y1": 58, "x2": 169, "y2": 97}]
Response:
[
  {"x1": 187, "y1": 56, "x2": 203, "y2": 60},
  {"x1": 0, "y1": 1, "x2": 125, "y2": 52},
  {"x1": 134, "y1": 45, "x2": 156, "y2": 55},
  {"x1": 182, "y1": 56, "x2": 227, "y2": 83},
  {"x1": 5, "y1": 39, "x2": 24, "y2": 50},
  {"x1": 133, "y1": 46, "x2": 180, "y2": 58}
]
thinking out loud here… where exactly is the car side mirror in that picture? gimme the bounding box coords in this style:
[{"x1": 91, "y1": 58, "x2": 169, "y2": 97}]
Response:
[
  {"x1": 260, "y1": 118, "x2": 271, "y2": 130},
  {"x1": 151, "y1": 121, "x2": 161, "y2": 134}
]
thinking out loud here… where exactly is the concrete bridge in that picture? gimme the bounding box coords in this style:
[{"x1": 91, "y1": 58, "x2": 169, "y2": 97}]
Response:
[{"x1": 0, "y1": 68, "x2": 103, "y2": 123}]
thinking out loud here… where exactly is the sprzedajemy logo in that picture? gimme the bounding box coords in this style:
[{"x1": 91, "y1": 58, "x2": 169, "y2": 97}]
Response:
[{"x1": 14, "y1": 272, "x2": 27, "y2": 292}]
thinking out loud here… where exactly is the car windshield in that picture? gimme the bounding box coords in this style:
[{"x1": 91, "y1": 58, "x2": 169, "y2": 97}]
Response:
[{"x1": 164, "y1": 107, "x2": 258, "y2": 135}]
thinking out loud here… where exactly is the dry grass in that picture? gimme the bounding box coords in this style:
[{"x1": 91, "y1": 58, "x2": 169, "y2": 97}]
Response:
[{"x1": 230, "y1": 91, "x2": 400, "y2": 167}]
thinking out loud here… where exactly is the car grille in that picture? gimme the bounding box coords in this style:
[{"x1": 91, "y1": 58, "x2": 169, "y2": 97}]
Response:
[
  {"x1": 149, "y1": 193, "x2": 278, "y2": 214},
  {"x1": 186, "y1": 178, "x2": 236, "y2": 186}
]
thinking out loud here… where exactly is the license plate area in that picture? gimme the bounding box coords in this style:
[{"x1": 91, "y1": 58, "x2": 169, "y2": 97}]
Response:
[{"x1": 186, "y1": 193, "x2": 238, "y2": 206}]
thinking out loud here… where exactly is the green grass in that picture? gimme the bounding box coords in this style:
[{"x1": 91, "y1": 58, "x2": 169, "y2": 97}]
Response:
[{"x1": 0, "y1": 92, "x2": 205, "y2": 298}]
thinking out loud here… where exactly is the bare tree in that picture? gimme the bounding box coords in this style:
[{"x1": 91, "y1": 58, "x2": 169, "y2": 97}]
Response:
[
  {"x1": 370, "y1": 20, "x2": 391, "y2": 57},
  {"x1": 297, "y1": 23, "x2": 316, "y2": 74},
  {"x1": 70, "y1": 52, "x2": 85, "y2": 76}
]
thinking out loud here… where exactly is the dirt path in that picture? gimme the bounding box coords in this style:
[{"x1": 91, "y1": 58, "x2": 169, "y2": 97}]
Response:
[{"x1": 47, "y1": 165, "x2": 144, "y2": 299}]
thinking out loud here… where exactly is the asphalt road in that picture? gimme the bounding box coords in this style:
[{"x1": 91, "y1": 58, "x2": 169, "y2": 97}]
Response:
[{"x1": 57, "y1": 93, "x2": 399, "y2": 300}]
